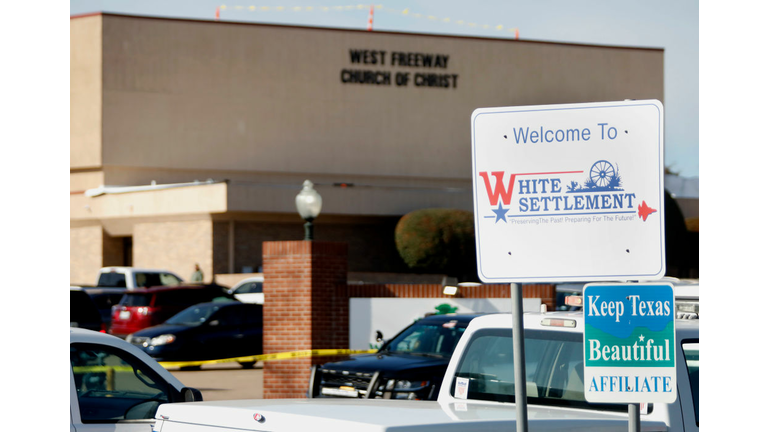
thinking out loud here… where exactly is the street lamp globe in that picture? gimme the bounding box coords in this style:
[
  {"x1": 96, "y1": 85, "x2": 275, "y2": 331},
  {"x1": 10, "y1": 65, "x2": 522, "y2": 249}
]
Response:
[{"x1": 295, "y1": 180, "x2": 322, "y2": 240}]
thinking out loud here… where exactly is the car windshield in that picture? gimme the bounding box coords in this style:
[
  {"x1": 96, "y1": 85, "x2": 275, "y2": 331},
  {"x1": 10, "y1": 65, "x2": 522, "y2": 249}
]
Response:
[
  {"x1": 165, "y1": 304, "x2": 223, "y2": 326},
  {"x1": 382, "y1": 320, "x2": 466, "y2": 357},
  {"x1": 452, "y1": 329, "x2": 628, "y2": 412}
]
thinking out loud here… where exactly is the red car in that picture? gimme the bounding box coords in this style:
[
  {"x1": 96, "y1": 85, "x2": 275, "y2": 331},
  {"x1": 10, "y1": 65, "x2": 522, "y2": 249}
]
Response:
[{"x1": 109, "y1": 285, "x2": 236, "y2": 338}]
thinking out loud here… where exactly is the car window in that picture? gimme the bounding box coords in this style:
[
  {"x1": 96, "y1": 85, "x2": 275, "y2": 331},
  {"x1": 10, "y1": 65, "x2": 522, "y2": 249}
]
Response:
[
  {"x1": 159, "y1": 273, "x2": 183, "y2": 285},
  {"x1": 166, "y1": 304, "x2": 220, "y2": 326},
  {"x1": 682, "y1": 341, "x2": 699, "y2": 425},
  {"x1": 236, "y1": 282, "x2": 263, "y2": 294},
  {"x1": 98, "y1": 272, "x2": 127, "y2": 288},
  {"x1": 155, "y1": 290, "x2": 192, "y2": 306},
  {"x1": 210, "y1": 306, "x2": 242, "y2": 326},
  {"x1": 121, "y1": 293, "x2": 152, "y2": 307},
  {"x1": 135, "y1": 273, "x2": 163, "y2": 288},
  {"x1": 383, "y1": 322, "x2": 466, "y2": 357},
  {"x1": 71, "y1": 343, "x2": 173, "y2": 423},
  {"x1": 452, "y1": 329, "x2": 628, "y2": 413}
]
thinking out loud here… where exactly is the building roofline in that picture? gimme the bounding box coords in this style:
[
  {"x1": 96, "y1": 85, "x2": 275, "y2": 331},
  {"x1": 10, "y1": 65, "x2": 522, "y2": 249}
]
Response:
[{"x1": 70, "y1": 12, "x2": 664, "y2": 52}]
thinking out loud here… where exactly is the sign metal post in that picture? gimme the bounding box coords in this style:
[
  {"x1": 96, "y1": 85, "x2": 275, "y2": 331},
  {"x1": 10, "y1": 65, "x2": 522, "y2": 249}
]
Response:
[{"x1": 510, "y1": 283, "x2": 528, "y2": 432}]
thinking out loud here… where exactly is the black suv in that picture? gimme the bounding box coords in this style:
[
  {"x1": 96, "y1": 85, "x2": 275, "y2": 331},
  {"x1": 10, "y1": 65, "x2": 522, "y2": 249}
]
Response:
[
  {"x1": 309, "y1": 314, "x2": 482, "y2": 400},
  {"x1": 70, "y1": 288, "x2": 105, "y2": 333}
]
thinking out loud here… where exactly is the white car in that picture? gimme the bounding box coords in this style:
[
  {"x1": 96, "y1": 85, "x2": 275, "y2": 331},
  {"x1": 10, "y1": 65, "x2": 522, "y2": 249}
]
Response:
[
  {"x1": 70, "y1": 328, "x2": 202, "y2": 431},
  {"x1": 227, "y1": 275, "x2": 264, "y2": 304}
]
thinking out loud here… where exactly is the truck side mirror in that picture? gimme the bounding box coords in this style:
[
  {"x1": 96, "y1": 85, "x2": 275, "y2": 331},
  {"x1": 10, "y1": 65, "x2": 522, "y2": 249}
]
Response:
[
  {"x1": 181, "y1": 387, "x2": 204, "y2": 402},
  {"x1": 375, "y1": 330, "x2": 383, "y2": 342}
]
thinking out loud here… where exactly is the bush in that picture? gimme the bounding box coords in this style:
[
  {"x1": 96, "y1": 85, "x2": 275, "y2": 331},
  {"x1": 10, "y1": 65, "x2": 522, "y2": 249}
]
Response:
[{"x1": 394, "y1": 208, "x2": 477, "y2": 280}]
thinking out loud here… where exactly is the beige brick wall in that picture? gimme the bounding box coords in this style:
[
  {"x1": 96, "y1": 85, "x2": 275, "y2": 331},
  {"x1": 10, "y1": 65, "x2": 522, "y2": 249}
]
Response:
[
  {"x1": 70, "y1": 15, "x2": 102, "y2": 169},
  {"x1": 133, "y1": 219, "x2": 213, "y2": 283},
  {"x1": 71, "y1": 226, "x2": 103, "y2": 285}
]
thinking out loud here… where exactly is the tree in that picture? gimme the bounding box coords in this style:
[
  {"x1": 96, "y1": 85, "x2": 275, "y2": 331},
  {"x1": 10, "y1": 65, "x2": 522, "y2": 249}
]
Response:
[
  {"x1": 664, "y1": 189, "x2": 691, "y2": 277},
  {"x1": 394, "y1": 208, "x2": 478, "y2": 281}
]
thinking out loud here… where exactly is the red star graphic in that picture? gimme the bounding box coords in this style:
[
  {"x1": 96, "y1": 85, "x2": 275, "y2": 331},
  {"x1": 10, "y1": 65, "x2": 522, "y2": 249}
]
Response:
[{"x1": 638, "y1": 201, "x2": 657, "y2": 222}]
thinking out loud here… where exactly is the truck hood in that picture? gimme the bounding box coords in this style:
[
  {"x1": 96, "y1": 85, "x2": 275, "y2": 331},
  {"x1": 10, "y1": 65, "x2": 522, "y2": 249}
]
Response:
[
  {"x1": 155, "y1": 399, "x2": 668, "y2": 431},
  {"x1": 321, "y1": 352, "x2": 449, "y2": 374}
]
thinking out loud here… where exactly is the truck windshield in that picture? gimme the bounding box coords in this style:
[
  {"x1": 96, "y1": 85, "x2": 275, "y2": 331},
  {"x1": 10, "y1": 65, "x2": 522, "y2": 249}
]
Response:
[
  {"x1": 452, "y1": 329, "x2": 627, "y2": 412},
  {"x1": 382, "y1": 321, "x2": 466, "y2": 357}
]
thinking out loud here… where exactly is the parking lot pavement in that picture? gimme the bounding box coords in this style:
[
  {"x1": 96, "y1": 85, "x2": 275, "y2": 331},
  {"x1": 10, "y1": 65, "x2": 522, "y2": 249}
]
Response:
[{"x1": 169, "y1": 362, "x2": 264, "y2": 401}]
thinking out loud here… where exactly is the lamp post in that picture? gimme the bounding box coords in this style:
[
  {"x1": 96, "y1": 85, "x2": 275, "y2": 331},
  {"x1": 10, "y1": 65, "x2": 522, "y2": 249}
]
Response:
[{"x1": 295, "y1": 180, "x2": 322, "y2": 240}]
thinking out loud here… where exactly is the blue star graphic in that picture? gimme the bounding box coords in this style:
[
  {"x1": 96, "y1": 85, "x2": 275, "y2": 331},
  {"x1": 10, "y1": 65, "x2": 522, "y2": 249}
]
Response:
[{"x1": 492, "y1": 202, "x2": 509, "y2": 223}]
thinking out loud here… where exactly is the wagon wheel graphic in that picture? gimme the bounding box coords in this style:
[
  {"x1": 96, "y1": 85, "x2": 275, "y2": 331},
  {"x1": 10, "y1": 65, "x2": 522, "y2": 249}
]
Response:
[{"x1": 589, "y1": 160, "x2": 616, "y2": 188}]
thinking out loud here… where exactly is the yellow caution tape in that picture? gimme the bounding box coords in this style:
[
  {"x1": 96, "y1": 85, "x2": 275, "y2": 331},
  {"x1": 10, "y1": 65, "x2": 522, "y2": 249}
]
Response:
[{"x1": 158, "y1": 348, "x2": 377, "y2": 369}]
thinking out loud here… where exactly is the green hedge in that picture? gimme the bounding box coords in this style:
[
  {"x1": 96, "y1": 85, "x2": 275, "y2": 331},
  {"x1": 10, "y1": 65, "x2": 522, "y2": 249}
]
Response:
[{"x1": 394, "y1": 208, "x2": 477, "y2": 280}]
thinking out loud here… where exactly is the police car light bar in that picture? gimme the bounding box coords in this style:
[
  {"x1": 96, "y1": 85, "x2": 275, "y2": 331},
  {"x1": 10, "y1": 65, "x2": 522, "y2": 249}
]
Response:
[{"x1": 564, "y1": 295, "x2": 584, "y2": 307}]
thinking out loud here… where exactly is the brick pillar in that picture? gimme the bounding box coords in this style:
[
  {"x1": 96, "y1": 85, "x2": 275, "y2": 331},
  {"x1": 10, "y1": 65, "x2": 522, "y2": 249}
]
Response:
[{"x1": 262, "y1": 241, "x2": 348, "y2": 399}]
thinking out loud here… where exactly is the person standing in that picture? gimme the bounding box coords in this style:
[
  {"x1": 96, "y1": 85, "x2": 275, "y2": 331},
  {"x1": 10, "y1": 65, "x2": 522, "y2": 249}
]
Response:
[{"x1": 191, "y1": 263, "x2": 204, "y2": 282}]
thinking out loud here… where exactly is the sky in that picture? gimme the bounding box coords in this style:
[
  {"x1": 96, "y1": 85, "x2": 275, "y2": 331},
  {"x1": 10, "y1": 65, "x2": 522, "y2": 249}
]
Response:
[{"x1": 70, "y1": 0, "x2": 700, "y2": 178}]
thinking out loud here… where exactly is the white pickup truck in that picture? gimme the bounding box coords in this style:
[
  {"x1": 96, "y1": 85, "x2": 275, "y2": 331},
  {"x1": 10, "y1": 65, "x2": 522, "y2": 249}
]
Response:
[
  {"x1": 150, "y1": 310, "x2": 699, "y2": 431},
  {"x1": 96, "y1": 267, "x2": 184, "y2": 289},
  {"x1": 70, "y1": 328, "x2": 203, "y2": 432}
]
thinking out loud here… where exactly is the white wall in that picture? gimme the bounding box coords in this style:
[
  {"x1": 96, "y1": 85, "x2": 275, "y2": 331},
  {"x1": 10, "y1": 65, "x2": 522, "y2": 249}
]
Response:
[{"x1": 349, "y1": 297, "x2": 542, "y2": 350}]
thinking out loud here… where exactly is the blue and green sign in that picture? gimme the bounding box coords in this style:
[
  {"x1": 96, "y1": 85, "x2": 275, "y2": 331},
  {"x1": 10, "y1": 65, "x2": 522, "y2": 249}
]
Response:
[{"x1": 583, "y1": 283, "x2": 677, "y2": 404}]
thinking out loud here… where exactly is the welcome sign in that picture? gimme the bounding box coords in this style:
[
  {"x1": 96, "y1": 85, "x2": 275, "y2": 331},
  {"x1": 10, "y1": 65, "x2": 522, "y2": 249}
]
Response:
[
  {"x1": 583, "y1": 283, "x2": 677, "y2": 404},
  {"x1": 470, "y1": 100, "x2": 665, "y2": 282}
]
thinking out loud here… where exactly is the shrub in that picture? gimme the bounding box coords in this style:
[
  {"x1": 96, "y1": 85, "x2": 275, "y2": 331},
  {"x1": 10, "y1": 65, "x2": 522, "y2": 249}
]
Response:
[{"x1": 394, "y1": 208, "x2": 477, "y2": 280}]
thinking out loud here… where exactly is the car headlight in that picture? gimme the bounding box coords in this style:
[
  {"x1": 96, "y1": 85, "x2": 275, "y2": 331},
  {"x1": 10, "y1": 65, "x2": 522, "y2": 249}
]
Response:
[{"x1": 148, "y1": 334, "x2": 176, "y2": 347}]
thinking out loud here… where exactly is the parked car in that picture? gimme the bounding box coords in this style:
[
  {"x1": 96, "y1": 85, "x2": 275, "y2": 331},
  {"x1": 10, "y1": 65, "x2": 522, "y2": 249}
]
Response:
[
  {"x1": 96, "y1": 266, "x2": 184, "y2": 289},
  {"x1": 70, "y1": 327, "x2": 202, "y2": 431},
  {"x1": 109, "y1": 284, "x2": 236, "y2": 338},
  {"x1": 70, "y1": 287, "x2": 105, "y2": 333},
  {"x1": 79, "y1": 286, "x2": 127, "y2": 331},
  {"x1": 310, "y1": 313, "x2": 483, "y2": 400},
  {"x1": 226, "y1": 275, "x2": 264, "y2": 304},
  {"x1": 127, "y1": 301, "x2": 263, "y2": 368}
]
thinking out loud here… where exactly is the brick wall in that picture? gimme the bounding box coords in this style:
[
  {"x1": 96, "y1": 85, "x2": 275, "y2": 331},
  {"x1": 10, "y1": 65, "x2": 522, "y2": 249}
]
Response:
[
  {"x1": 70, "y1": 225, "x2": 104, "y2": 285},
  {"x1": 347, "y1": 283, "x2": 555, "y2": 309},
  {"x1": 259, "y1": 239, "x2": 555, "y2": 398},
  {"x1": 262, "y1": 241, "x2": 348, "y2": 399},
  {"x1": 133, "y1": 219, "x2": 213, "y2": 283}
]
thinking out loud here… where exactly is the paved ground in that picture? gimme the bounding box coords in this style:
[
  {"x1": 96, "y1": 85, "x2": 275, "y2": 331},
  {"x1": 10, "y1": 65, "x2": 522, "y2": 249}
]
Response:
[{"x1": 169, "y1": 362, "x2": 264, "y2": 401}]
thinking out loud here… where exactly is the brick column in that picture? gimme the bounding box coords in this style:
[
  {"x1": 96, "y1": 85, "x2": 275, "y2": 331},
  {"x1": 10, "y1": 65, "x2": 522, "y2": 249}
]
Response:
[{"x1": 262, "y1": 241, "x2": 348, "y2": 399}]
